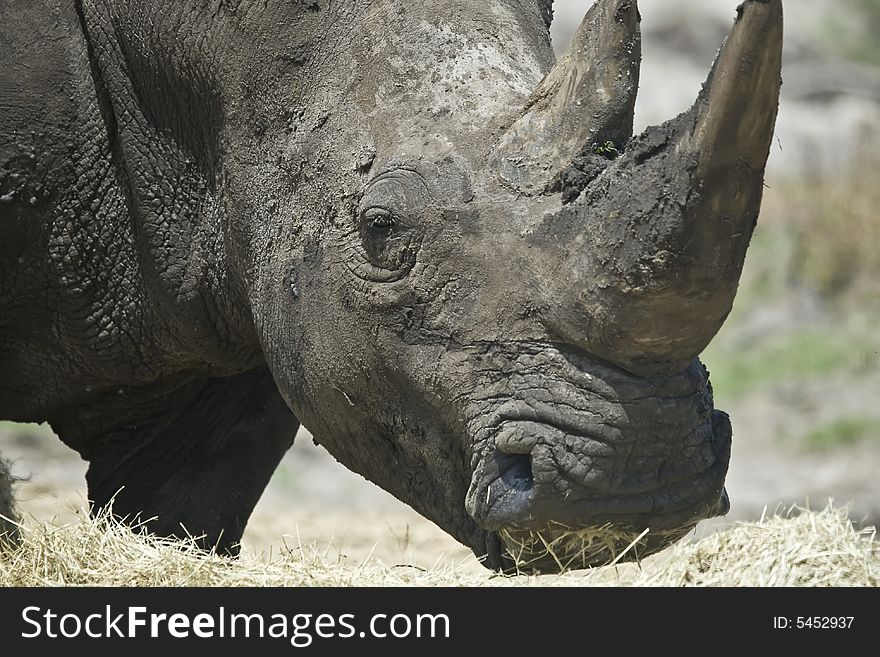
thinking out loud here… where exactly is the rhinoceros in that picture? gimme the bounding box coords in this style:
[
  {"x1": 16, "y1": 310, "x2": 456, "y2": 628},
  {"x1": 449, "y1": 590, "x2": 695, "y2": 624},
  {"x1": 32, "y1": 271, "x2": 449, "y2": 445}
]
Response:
[{"x1": 0, "y1": 0, "x2": 783, "y2": 571}]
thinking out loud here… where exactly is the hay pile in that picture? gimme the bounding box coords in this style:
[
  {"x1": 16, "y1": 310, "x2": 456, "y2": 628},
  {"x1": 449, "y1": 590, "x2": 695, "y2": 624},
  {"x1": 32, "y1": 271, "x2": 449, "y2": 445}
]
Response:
[{"x1": 0, "y1": 505, "x2": 875, "y2": 586}]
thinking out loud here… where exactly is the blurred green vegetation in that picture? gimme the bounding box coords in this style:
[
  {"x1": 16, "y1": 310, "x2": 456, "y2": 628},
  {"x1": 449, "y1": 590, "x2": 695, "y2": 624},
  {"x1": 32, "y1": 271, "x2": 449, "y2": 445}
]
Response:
[
  {"x1": 804, "y1": 416, "x2": 880, "y2": 450},
  {"x1": 830, "y1": 0, "x2": 880, "y2": 66},
  {"x1": 0, "y1": 421, "x2": 50, "y2": 438},
  {"x1": 705, "y1": 328, "x2": 879, "y2": 401}
]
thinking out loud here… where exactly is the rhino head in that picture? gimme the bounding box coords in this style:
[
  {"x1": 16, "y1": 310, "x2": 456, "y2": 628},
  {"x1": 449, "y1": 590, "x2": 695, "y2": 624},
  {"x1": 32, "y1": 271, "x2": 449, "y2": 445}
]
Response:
[{"x1": 241, "y1": 0, "x2": 783, "y2": 571}]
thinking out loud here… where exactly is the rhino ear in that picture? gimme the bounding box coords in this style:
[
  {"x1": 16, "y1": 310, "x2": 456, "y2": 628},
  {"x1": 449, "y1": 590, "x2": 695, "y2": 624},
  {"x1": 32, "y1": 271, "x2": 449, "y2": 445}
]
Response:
[{"x1": 490, "y1": 0, "x2": 641, "y2": 194}]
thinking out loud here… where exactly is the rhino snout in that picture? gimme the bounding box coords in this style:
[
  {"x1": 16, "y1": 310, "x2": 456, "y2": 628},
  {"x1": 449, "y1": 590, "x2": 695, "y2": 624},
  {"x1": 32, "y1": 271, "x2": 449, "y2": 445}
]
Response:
[{"x1": 462, "y1": 354, "x2": 731, "y2": 572}]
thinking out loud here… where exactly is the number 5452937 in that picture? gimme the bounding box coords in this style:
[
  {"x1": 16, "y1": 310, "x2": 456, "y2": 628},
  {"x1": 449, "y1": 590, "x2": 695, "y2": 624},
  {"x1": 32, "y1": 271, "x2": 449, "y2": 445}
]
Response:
[{"x1": 796, "y1": 617, "x2": 854, "y2": 629}]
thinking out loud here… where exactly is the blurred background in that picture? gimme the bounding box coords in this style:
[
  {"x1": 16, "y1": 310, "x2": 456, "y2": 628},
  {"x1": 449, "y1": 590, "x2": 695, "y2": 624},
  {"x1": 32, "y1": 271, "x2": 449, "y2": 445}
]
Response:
[{"x1": 2, "y1": 0, "x2": 878, "y2": 568}]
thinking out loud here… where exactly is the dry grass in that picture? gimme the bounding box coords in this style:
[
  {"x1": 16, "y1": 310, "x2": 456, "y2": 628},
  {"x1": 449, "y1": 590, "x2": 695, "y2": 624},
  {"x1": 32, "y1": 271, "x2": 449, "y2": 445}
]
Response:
[
  {"x1": 625, "y1": 507, "x2": 878, "y2": 587},
  {"x1": 0, "y1": 504, "x2": 876, "y2": 587}
]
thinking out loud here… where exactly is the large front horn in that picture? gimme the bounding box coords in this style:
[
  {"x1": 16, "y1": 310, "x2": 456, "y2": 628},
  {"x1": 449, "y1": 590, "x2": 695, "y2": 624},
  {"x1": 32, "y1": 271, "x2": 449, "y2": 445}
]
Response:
[
  {"x1": 535, "y1": 0, "x2": 784, "y2": 376},
  {"x1": 489, "y1": 0, "x2": 641, "y2": 194}
]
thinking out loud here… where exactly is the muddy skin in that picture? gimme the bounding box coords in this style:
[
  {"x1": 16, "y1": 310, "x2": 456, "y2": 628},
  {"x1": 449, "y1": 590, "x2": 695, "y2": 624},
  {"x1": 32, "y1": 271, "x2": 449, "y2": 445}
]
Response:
[{"x1": 0, "y1": 0, "x2": 783, "y2": 571}]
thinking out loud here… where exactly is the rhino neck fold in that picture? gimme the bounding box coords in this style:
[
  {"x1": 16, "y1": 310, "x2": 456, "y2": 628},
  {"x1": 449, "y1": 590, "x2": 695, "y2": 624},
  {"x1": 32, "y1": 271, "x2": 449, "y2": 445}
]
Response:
[{"x1": 74, "y1": 0, "x2": 266, "y2": 370}]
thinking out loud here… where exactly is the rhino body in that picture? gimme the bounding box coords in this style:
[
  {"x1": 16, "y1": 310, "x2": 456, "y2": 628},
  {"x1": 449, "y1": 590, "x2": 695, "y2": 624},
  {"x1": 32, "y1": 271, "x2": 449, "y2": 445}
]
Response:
[{"x1": 0, "y1": 0, "x2": 783, "y2": 571}]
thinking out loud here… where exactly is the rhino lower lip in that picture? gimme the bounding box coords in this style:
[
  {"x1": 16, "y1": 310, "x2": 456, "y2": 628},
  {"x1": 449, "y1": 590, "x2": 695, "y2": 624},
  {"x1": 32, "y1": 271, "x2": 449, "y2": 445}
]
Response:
[{"x1": 477, "y1": 488, "x2": 731, "y2": 573}]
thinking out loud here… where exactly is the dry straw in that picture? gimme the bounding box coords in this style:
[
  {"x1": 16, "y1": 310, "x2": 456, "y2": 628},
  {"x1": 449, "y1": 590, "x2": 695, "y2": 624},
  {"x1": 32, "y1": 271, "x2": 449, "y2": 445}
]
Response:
[{"x1": 0, "y1": 504, "x2": 875, "y2": 587}]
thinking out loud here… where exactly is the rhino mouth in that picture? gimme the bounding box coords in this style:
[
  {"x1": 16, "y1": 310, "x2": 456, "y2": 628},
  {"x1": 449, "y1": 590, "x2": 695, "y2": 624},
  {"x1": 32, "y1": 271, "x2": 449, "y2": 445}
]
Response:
[
  {"x1": 462, "y1": 345, "x2": 731, "y2": 572},
  {"x1": 475, "y1": 422, "x2": 730, "y2": 573}
]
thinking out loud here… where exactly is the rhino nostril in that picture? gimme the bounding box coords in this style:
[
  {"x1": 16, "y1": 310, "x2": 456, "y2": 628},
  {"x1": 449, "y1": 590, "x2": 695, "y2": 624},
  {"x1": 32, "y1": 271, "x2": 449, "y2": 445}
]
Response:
[{"x1": 494, "y1": 451, "x2": 534, "y2": 492}]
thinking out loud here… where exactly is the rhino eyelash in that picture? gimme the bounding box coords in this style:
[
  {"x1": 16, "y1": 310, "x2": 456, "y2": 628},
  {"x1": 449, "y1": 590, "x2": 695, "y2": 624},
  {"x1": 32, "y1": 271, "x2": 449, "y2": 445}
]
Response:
[{"x1": 362, "y1": 207, "x2": 396, "y2": 232}]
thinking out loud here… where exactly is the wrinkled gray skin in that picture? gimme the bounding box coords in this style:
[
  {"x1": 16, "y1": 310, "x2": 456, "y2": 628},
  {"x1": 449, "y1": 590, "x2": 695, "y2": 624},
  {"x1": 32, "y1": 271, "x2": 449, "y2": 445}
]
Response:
[{"x1": 0, "y1": 0, "x2": 783, "y2": 571}]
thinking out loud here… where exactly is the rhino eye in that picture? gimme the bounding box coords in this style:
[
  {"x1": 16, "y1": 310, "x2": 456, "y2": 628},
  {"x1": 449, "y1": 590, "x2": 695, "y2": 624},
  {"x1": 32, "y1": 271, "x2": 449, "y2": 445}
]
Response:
[
  {"x1": 352, "y1": 205, "x2": 418, "y2": 282},
  {"x1": 363, "y1": 207, "x2": 396, "y2": 233}
]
